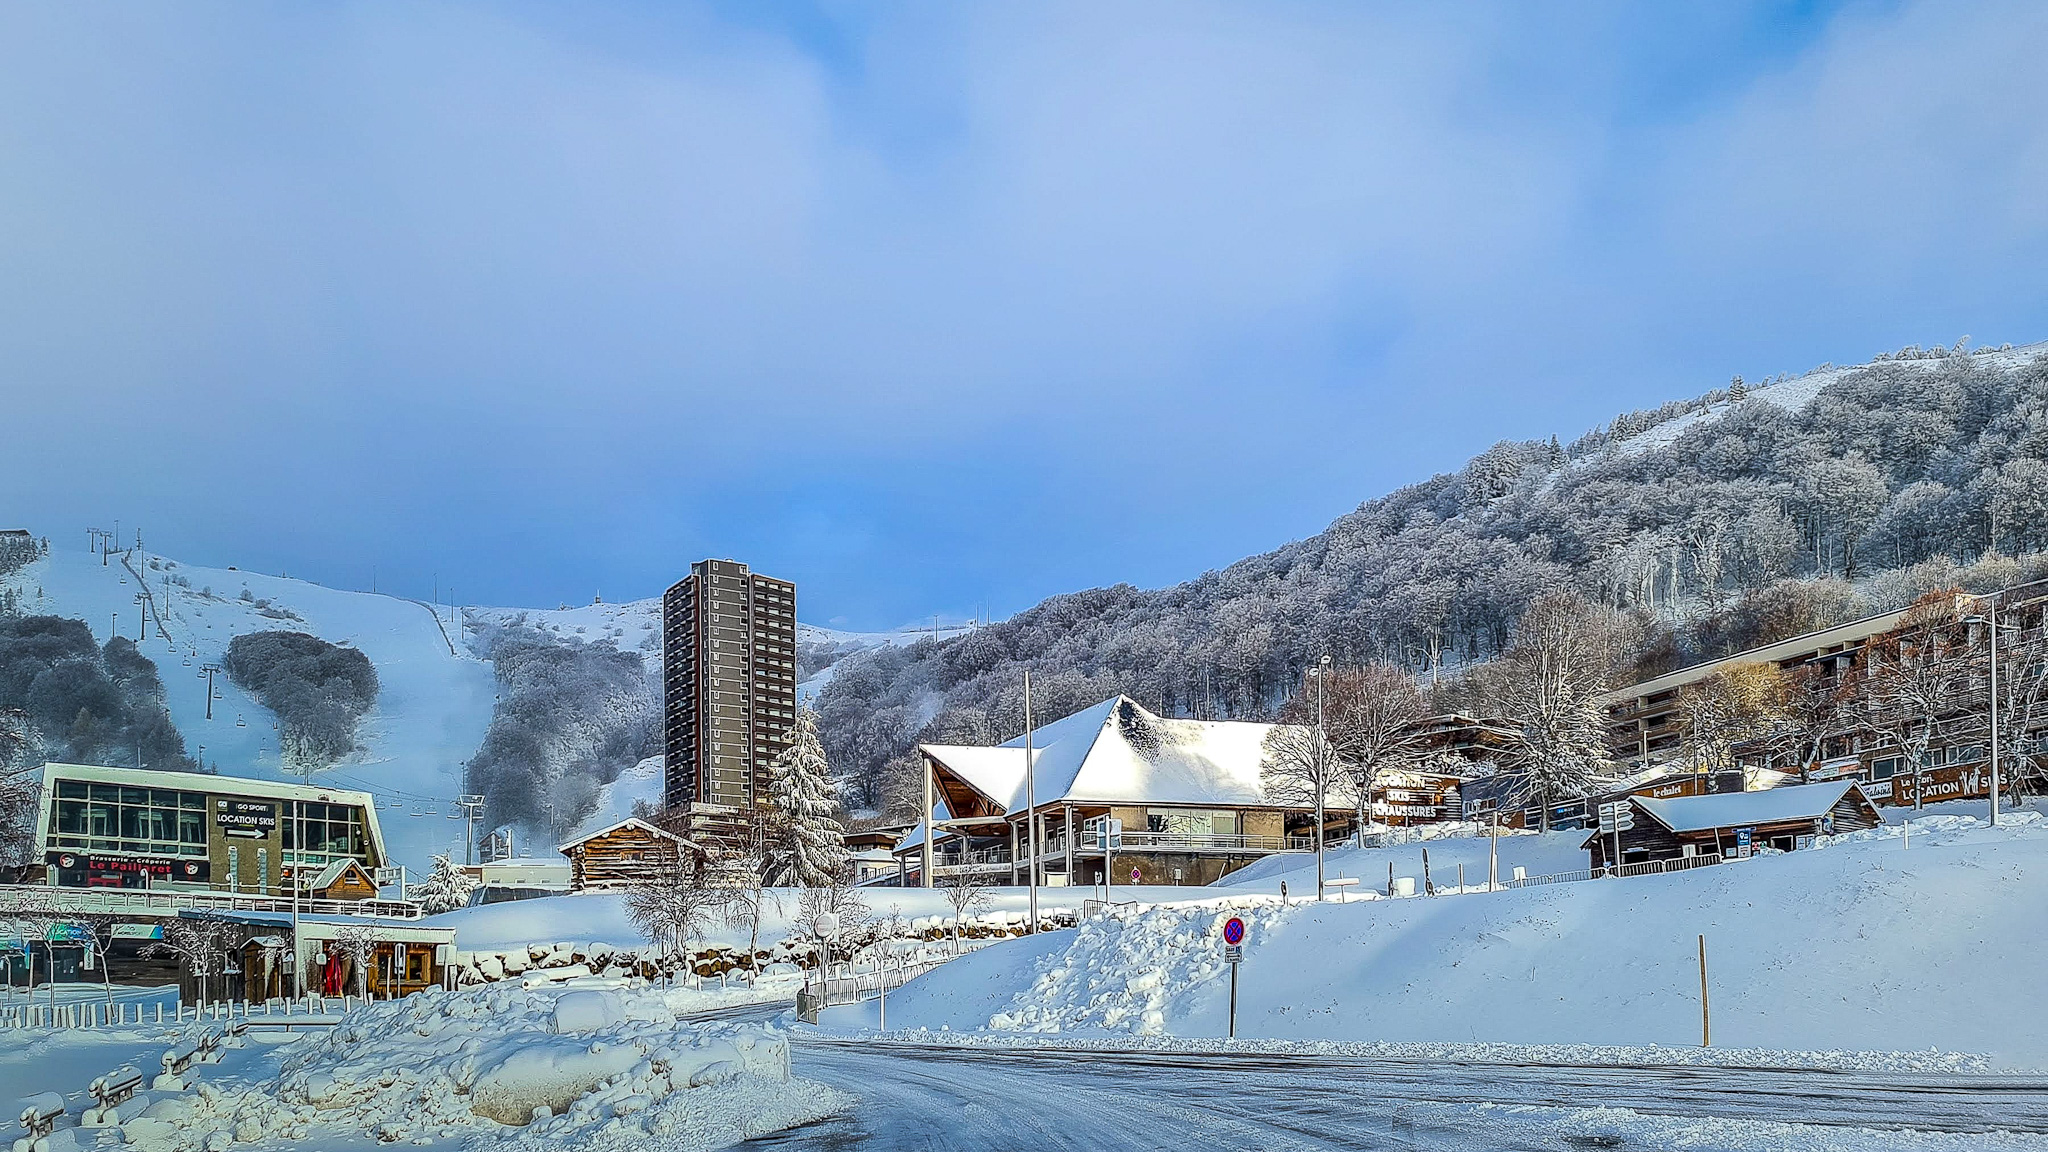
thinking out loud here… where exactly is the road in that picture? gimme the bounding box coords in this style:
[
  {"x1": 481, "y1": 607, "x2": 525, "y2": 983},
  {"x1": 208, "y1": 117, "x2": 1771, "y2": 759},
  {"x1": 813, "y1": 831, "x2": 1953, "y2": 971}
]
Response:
[{"x1": 739, "y1": 1035, "x2": 2048, "y2": 1151}]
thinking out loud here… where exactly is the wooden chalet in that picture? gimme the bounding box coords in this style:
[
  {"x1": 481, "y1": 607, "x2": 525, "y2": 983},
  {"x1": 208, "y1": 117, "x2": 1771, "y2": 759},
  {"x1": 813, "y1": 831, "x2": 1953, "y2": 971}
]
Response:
[
  {"x1": 1582, "y1": 780, "x2": 1883, "y2": 869},
  {"x1": 896, "y1": 696, "x2": 1316, "y2": 888},
  {"x1": 558, "y1": 817, "x2": 704, "y2": 891},
  {"x1": 301, "y1": 858, "x2": 380, "y2": 902}
]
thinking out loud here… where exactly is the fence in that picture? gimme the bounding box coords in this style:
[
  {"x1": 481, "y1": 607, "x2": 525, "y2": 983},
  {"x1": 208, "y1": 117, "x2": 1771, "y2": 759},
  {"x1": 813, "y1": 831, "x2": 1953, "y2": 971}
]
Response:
[
  {"x1": 1503, "y1": 852, "x2": 1728, "y2": 890},
  {"x1": 0, "y1": 884, "x2": 421, "y2": 920},
  {"x1": 796, "y1": 945, "x2": 995, "y2": 1021},
  {"x1": 3, "y1": 993, "x2": 361, "y2": 1031}
]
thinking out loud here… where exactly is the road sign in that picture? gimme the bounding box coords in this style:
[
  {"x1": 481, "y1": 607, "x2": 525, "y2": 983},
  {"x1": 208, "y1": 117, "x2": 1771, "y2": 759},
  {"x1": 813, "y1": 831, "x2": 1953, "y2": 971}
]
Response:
[
  {"x1": 1598, "y1": 801, "x2": 1634, "y2": 832},
  {"x1": 1224, "y1": 945, "x2": 1242, "y2": 964},
  {"x1": 1223, "y1": 917, "x2": 1245, "y2": 946},
  {"x1": 1130, "y1": 867, "x2": 1142, "y2": 884},
  {"x1": 1734, "y1": 827, "x2": 1753, "y2": 859}
]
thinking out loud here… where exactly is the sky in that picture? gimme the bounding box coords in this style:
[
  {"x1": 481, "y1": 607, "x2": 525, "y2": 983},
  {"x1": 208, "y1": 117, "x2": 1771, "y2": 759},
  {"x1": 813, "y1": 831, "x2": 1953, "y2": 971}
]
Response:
[{"x1": 3, "y1": 1, "x2": 2047, "y2": 630}]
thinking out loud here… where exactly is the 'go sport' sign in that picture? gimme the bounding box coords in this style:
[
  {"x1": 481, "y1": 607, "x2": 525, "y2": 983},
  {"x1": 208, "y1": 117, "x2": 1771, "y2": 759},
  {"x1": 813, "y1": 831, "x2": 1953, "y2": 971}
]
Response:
[{"x1": 214, "y1": 799, "x2": 277, "y2": 838}]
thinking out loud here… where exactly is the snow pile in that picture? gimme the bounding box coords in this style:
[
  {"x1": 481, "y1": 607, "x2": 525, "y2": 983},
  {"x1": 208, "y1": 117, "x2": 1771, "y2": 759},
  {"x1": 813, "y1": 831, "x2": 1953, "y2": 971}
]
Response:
[
  {"x1": 984, "y1": 897, "x2": 1283, "y2": 1035},
  {"x1": 882, "y1": 819, "x2": 2048, "y2": 1066},
  {"x1": 115, "y1": 983, "x2": 848, "y2": 1151}
]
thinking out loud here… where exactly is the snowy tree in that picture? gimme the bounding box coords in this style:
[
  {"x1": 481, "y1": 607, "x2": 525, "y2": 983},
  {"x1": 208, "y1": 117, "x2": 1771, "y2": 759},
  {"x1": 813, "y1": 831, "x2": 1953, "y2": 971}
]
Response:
[
  {"x1": 1855, "y1": 590, "x2": 1976, "y2": 794},
  {"x1": 408, "y1": 854, "x2": 478, "y2": 915},
  {"x1": 146, "y1": 914, "x2": 237, "y2": 1004},
  {"x1": 1486, "y1": 592, "x2": 1639, "y2": 829},
  {"x1": 938, "y1": 870, "x2": 992, "y2": 955},
  {"x1": 624, "y1": 856, "x2": 734, "y2": 970},
  {"x1": 764, "y1": 707, "x2": 847, "y2": 887},
  {"x1": 1675, "y1": 663, "x2": 1792, "y2": 782},
  {"x1": 1273, "y1": 663, "x2": 1429, "y2": 837},
  {"x1": 332, "y1": 923, "x2": 378, "y2": 998},
  {"x1": 1258, "y1": 722, "x2": 1356, "y2": 823}
]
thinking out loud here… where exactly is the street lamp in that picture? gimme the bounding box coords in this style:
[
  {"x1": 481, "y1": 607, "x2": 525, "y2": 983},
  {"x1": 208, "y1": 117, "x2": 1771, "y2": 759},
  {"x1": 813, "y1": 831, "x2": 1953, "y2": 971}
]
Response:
[
  {"x1": 1964, "y1": 608, "x2": 2021, "y2": 827},
  {"x1": 1312, "y1": 655, "x2": 1331, "y2": 901}
]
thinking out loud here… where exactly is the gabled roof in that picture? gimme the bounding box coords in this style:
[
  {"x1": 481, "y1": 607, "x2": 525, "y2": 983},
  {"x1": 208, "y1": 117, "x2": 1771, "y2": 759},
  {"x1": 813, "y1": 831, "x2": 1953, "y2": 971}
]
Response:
[
  {"x1": 310, "y1": 857, "x2": 375, "y2": 891},
  {"x1": 1633, "y1": 780, "x2": 1868, "y2": 834},
  {"x1": 919, "y1": 696, "x2": 1294, "y2": 820},
  {"x1": 555, "y1": 816, "x2": 697, "y2": 855}
]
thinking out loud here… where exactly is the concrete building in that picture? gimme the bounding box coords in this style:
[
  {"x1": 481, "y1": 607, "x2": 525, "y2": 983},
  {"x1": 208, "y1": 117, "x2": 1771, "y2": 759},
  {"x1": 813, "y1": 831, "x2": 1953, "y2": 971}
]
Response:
[
  {"x1": 661, "y1": 559, "x2": 798, "y2": 846},
  {"x1": 33, "y1": 763, "x2": 386, "y2": 894}
]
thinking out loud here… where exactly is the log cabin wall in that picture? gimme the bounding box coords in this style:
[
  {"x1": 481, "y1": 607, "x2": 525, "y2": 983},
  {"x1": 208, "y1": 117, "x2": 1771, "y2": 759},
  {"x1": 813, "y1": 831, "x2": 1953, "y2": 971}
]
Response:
[{"x1": 565, "y1": 823, "x2": 686, "y2": 890}]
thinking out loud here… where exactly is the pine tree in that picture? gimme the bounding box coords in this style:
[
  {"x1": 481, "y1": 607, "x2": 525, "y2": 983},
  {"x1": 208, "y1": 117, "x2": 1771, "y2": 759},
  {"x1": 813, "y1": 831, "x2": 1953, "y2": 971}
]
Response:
[
  {"x1": 764, "y1": 707, "x2": 847, "y2": 887},
  {"x1": 409, "y1": 853, "x2": 478, "y2": 915},
  {"x1": 1727, "y1": 374, "x2": 1747, "y2": 402}
]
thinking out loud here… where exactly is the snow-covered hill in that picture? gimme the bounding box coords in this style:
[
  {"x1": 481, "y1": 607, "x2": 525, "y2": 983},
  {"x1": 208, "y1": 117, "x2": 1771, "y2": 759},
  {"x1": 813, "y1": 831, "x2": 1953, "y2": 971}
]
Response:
[
  {"x1": 1, "y1": 543, "x2": 968, "y2": 869},
  {"x1": 879, "y1": 811, "x2": 2048, "y2": 1067},
  {"x1": 3, "y1": 545, "x2": 497, "y2": 869}
]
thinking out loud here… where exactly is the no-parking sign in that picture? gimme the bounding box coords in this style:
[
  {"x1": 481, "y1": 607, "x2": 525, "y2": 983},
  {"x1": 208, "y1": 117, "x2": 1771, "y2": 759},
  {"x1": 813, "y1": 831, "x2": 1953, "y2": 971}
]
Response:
[{"x1": 1222, "y1": 917, "x2": 1245, "y2": 946}]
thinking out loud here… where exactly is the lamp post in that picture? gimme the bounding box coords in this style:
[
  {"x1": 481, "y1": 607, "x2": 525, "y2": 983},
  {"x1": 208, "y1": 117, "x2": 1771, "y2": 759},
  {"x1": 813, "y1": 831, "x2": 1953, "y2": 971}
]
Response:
[
  {"x1": 1965, "y1": 606, "x2": 2019, "y2": 826},
  {"x1": 1313, "y1": 655, "x2": 1331, "y2": 901},
  {"x1": 1023, "y1": 670, "x2": 1038, "y2": 934}
]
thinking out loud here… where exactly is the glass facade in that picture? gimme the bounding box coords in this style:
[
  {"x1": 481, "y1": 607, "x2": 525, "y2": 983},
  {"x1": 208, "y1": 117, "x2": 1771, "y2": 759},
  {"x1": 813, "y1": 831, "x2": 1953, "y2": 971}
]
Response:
[
  {"x1": 47, "y1": 781, "x2": 208, "y2": 857},
  {"x1": 281, "y1": 800, "x2": 367, "y2": 865}
]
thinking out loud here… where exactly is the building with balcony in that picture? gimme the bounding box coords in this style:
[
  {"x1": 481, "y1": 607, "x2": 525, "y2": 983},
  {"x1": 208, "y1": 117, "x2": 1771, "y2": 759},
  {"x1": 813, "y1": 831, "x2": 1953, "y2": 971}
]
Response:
[
  {"x1": 660, "y1": 558, "x2": 798, "y2": 848},
  {"x1": 892, "y1": 696, "x2": 1318, "y2": 888}
]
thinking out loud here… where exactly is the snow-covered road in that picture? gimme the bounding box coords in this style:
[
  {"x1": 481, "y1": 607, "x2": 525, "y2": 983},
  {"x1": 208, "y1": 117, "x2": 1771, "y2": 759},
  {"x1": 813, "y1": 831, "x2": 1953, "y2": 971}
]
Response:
[{"x1": 747, "y1": 1037, "x2": 2048, "y2": 1151}]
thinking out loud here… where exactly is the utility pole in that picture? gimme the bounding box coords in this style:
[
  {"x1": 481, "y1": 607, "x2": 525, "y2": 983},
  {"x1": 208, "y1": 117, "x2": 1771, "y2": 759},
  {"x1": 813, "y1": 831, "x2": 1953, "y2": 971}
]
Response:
[
  {"x1": 921, "y1": 749, "x2": 934, "y2": 888},
  {"x1": 1314, "y1": 655, "x2": 1330, "y2": 901},
  {"x1": 1023, "y1": 670, "x2": 1038, "y2": 934},
  {"x1": 1990, "y1": 598, "x2": 2002, "y2": 827},
  {"x1": 200, "y1": 663, "x2": 221, "y2": 721},
  {"x1": 452, "y1": 795, "x2": 486, "y2": 865}
]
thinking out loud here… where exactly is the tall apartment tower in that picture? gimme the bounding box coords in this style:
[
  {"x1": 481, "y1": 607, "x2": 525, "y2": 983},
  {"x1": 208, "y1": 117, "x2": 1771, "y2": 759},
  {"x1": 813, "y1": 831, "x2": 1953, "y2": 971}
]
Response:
[{"x1": 661, "y1": 559, "x2": 798, "y2": 845}]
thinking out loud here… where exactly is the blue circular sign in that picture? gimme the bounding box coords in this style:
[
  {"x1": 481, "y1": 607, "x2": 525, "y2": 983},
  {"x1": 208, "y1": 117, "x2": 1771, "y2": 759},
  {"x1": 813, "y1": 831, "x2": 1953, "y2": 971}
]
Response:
[{"x1": 1223, "y1": 917, "x2": 1245, "y2": 945}]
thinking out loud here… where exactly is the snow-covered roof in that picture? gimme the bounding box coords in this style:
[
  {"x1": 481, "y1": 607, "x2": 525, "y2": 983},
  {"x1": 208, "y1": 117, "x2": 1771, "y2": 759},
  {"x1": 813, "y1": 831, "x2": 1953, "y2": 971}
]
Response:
[
  {"x1": 1633, "y1": 781, "x2": 1869, "y2": 834},
  {"x1": 920, "y1": 696, "x2": 1295, "y2": 819},
  {"x1": 890, "y1": 800, "x2": 956, "y2": 854},
  {"x1": 555, "y1": 817, "x2": 697, "y2": 855}
]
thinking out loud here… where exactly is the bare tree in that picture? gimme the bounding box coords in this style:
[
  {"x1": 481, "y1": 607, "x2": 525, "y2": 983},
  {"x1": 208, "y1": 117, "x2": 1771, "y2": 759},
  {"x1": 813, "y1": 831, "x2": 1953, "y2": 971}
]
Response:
[
  {"x1": 937, "y1": 869, "x2": 992, "y2": 955},
  {"x1": 331, "y1": 923, "x2": 377, "y2": 998},
  {"x1": 0, "y1": 887, "x2": 59, "y2": 1009},
  {"x1": 1676, "y1": 662, "x2": 1793, "y2": 784},
  {"x1": 796, "y1": 877, "x2": 869, "y2": 973},
  {"x1": 623, "y1": 855, "x2": 733, "y2": 975},
  {"x1": 1487, "y1": 592, "x2": 1641, "y2": 829},
  {"x1": 1856, "y1": 590, "x2": 1976, "y2": 800},
  {"x1": 147, "y1": 915, "x2": 237, "y2": 1006},
  {"x1": 717, "y1": 809, "x2": 782, "y2": 982},
  {"x1": 1321, "y1": 663, "x2": 1431, "y2": 836},
  {"x1": 1258, "y1": 723, "x2": 1357, "y2": 826}
]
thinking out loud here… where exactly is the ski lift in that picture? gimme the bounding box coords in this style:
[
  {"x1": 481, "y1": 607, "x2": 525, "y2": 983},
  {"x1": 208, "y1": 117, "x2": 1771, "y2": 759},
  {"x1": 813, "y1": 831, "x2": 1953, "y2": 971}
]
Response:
[
  {"x1": 181, "y1": 658, "x2": 191, "y2": 667},
  {"x1": 235, "y1": 715, "x2": 247, "y2": 728}
]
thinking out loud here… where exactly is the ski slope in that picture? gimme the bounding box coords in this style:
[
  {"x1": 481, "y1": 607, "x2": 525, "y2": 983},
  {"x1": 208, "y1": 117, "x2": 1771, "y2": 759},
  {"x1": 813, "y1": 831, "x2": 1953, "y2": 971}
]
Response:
[
  {"x1": 3, "y1": 543, "x2": 968, "y2": 870},
  {"x1": 3, "y1": 545, "x2": 499, "y2": 869}
]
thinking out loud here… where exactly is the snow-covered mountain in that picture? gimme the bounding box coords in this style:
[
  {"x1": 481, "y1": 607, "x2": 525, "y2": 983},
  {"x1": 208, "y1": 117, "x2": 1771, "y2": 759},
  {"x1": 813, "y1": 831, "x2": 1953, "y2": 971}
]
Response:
[{"x1": 0, "y1": 544, "x2": 963, "y2": 868}]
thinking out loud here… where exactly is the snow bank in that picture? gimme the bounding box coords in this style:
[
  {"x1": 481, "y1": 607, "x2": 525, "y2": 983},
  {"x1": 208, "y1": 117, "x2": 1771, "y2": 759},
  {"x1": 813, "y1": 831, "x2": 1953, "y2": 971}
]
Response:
[
  {"x1": 880, "y1": 816, "x2": 2048, "y2": 1067},
  {"x1": 115, "y1": 982, "x2": 848, "y2": 1151}
]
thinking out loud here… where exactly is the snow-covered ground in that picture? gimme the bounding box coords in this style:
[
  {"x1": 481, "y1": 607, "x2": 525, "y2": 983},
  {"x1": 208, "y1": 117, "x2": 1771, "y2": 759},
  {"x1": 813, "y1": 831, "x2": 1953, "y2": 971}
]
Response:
[
  {"x1": 868, "y1": 812, "x2": 2048, "y2": 1069},
  {"x1": 427, "y1": 882, "x2": 1224, "y2": 954},
  {"x1": 0, "y1": 981, "x2": 842, "y2": 1152}
]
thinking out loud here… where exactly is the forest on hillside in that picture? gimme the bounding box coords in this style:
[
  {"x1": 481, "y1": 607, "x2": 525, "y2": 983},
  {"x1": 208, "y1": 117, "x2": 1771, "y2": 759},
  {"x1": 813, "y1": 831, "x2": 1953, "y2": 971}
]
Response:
[{"x1": 816, "y1": 343, "x2": 2048, "y2": 807}]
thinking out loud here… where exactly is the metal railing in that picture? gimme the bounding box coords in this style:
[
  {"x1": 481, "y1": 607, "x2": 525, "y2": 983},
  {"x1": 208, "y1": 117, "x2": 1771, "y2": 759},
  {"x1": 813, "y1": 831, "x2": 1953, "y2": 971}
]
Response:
[
  {"x1": 4, "y1": 994, "x2": 361, "y2": 1030},
  {"x1": 0, "y1": 884, "x2": 421, "y2": 920},
  {"x1": 1504, "y1": 852, "x2": 1727, "y2": 890},
  {"x1": 1078, "y1": 832, "x2": 1314, "y2": 853}
]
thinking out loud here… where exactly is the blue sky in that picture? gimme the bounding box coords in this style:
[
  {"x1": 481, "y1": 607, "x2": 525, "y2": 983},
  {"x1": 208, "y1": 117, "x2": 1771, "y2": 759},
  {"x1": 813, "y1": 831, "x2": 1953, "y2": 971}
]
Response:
[{"x1": 4, "y1": 1, "x2": 2046, "y2": 629}]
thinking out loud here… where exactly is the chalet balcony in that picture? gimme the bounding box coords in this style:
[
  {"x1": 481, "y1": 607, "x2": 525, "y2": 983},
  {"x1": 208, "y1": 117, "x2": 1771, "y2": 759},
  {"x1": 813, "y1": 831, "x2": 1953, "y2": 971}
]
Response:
[{"x1": 1073, "y1": 830, "x2": 1313, "y2": 854}]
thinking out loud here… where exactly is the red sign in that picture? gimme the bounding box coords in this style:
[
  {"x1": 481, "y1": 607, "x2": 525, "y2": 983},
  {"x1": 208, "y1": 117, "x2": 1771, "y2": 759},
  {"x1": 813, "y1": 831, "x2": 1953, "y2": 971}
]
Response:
[{"x1": 1223, "y1": 917, "x2": 1245, "y2": 945}]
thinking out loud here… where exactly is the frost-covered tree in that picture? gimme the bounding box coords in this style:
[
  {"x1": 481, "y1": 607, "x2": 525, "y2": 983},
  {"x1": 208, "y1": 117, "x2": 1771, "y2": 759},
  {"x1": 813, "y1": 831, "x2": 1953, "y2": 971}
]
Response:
[
  {"x1": 1486, "y1": 592, "x2": 1640, "y2": 829},
  {"x1": 408, "y1": 854, "x2": 478, "y2": 915},
  {"x1": 624, "y1": 856, "x2": 733, "y2": 969},
  {"x1": 938, "y1": 870, "x2": 991, "y2": 955},
  {"x1": 765, "y1": 707, "x2": 847, "y2": 887}
]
